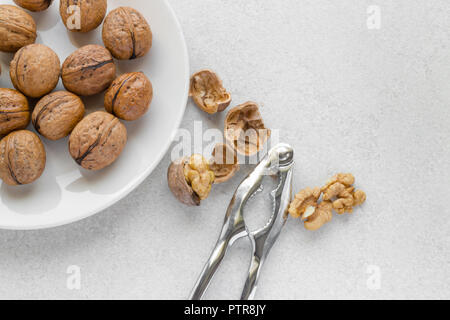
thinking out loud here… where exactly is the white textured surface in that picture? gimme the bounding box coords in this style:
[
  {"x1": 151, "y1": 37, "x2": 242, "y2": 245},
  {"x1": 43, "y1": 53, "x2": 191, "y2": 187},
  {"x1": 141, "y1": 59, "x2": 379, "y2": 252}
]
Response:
[{"x1": 0, "y1": 0, "x2": 449, "y2": 299}]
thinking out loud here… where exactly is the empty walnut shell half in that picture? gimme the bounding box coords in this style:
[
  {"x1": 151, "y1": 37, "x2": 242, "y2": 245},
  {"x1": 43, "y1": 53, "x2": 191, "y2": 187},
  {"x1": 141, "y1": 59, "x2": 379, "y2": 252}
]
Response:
[
  {"x1": 102, "y1": 7, "x2": 152, "y2": 60},
  {"x1": 0, "y1": 88, "x2": 30, "y2": 136},
  {"x1": 10, "y1": 44, "x2": 61, "y2": 98},
  {"x1": 32, "y1": 91, "x2": 85, "y2": 141},
  {"x1": 14, "y1": 0, "x2": 53, "y2": 12},
  {"x1": 209, "y1": 143, "x2": 239, "y2": 184},
  {"x1": 0, "y1": 5, "x2": 36, "y2": 52},
  {"x1": 224, "y1": 102, "x2": 271, "y2": 156},
  {"x1": 0, "y1": 130, "x2": 46, "y2": 186},
  {"x1": 104, "y1": 72, "x2": 153, "y2": 121},
  {"x1": 62, "y1": 45, "x2": 116, "y2": 96},
  {"x1": 60, "y1": 0, "x2": 107, "y2": 32},
  {"x1": 189, "y1": 70, "x2": 231, "y2": 114},
  {"x1": 69, "y1": 111, "x2": 127, "y2": 171}
]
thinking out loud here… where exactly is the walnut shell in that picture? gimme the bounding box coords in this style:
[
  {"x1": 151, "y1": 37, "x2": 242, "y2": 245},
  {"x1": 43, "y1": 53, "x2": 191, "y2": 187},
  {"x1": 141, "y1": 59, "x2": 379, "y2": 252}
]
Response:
[
  {"x1": 167, "y1": 157, "x2": 200, "y2": 206},
  {"x1": 0, "y1": 88, "x2": 30, "y2": 136},
  {"x1": 14, "y1": 0, "x2": 53, "y2": 12},
  {"x1": 60, "y1": 0, "x2": 106, "y2": 32},
  {"x1": 102, "y1": 7, "x2": 152, "y2": 60},
  {"x1": 104, "y1": 72, "x2": 153, "y2": 121},
  {"x1": 62, "y1": 45, "x2": 116, "y2": 96},
  {"x1": 209, "y1": 143, "x2": 239, "y2": 184},
  {"x1": 32, "y1": 91, "x2": 85, "y2": 141},
  {"x1": 189, "y1": 70, "x2": 231, "y2": 114},
  {"x1": 224, "y1": 102, "x2": 271, "y2": 156},
  {"x1": 0, "y1": 130, "x2": 46, "y2": 185},
  {"x1": 69, "y1": 111, "x2": 127, "y2": 171},
  {"x1": 0, "y1": 5, "x2": 36, "y2": 52},
  {"x1": 10, "y1": 44, "x2": 61, "y2": 98}
]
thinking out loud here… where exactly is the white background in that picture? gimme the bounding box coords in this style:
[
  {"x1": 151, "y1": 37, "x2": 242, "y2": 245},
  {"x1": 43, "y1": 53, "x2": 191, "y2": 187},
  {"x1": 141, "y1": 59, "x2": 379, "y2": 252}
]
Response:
[{"x1": 0, "y1": 0, "x2": 449, "y2": 299}]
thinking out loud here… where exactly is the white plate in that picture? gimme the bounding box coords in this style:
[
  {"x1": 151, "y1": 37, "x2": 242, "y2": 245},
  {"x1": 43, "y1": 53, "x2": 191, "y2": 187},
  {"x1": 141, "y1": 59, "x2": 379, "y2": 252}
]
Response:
[{"x1": 0, "y1": 0, "x2": 189, "y2": 230}]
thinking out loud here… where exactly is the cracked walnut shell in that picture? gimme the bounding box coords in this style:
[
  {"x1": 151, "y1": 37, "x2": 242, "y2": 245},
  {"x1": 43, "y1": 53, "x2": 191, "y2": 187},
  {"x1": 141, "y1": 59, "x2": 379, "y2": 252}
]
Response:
[
  {"x1": 189, "y1": 70, "x2": 231, "y2": 114},
  {"x1": 62, "y1": 45, "x2": 116, "y2": 96},
  {"x1": 0, "y1": 130, "x2": 46, "y2": 185},
  {"x1": 102, "y1": 7, "x2": 152, "y2": 60},
  {"x1": 10, "y1": 44, "x2": 61, "y2": 98},
  {"x1": 32, "y1": 91, "x2": 85, "y2": 141},
  {"x1": 168, "y1": 154, "x2": 215, "y2": 206},
  {"x1": 104, "y1": 72, "x2": 153, "y2": 121},
  {"x1": 224, "y1": 102, "x2": 271, "y2": 156},
  {"x1": 209, "y1": 143, "x2": 239, "y2": 184},
  {"x1": 0, "y1": 5, "x2": 36, "y2": 52},
  {"x1": 14, "y1": 0, "x2": 53, "y2": 12},
  {"x1": 0, "y1": 88, "x2": 30, "y2": 136},
  {"x1": 60, "y1": 0, "x2": 107, "y2": 32},
  {"x1": 69, "y1": 111, "x2": 127, "y2": 171}
]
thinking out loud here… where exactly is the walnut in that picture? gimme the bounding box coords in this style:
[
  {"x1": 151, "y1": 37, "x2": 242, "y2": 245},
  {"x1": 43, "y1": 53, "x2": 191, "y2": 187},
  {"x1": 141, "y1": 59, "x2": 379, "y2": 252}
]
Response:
[
  {"x1": 69, "y1": 111, "x2": 127, "y2": 171},
  {"x1": 104, "y1": 72, "x2": 153, "y2": 121},
  {"x1": 304, "y1": 200, "x2": 333, "y2": 231},
  {"x1": 224, "y1": 102, "x2": 271, "y2": 156},
  {"x1": 288, "y1": 187, "x2": 321, "y2": 219},
  {"x1": 0, "y1": 130, "x2": 46, "y2": 185},
  {"x1": 209, "y1": 143, "x2": 239, "y2": 184},
  {"x1": 0, "y1": 5, "x2": 36, "y2": 52},
  {"x1": 32, "y1": 91, "x2": 85, "y2": 141},
  {"x1": 102, "y1": 7, "x2": 152, "y2": 60},
  {"x1": 62, "y1": 45, "x2": 116, "y2": 96},
  {"x1": 0, "y1": 88, "x2": 30, "y2": 136},
  {"x1": 189, "y1": 70, "x2": 231, "y2": 114},
  {"x1": 321, "y1": 173, "x2": 366, "y2": 214},
  {"x1": 168, "y1": 154, "x2": 215, "y2": 206},
  {"x1": 60, "y1": 0, "x2": 107, "y2": 32},
  {"x1": 14, "y1": 0, "x2": 53, "y2": 12},
  {"x1": 10, "y1": 44, "x2": 61, "y2": 98}
]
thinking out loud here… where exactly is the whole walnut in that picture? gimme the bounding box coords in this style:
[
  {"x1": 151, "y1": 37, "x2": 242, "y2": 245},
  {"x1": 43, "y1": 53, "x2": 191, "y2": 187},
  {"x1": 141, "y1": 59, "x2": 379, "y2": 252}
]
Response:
[
  {"x1": 32, "y1": 91, "x2": 85, "y2": 141},
  {"x1": 69, "y1": 111, "x2": 127, "y2": 171},
  {"x1": 10, "y1": 44, "x2": 61, "y2": 98},
  {"x1": 0, "y1": 5, "x2": 36, "y2": 52},
  {"x1": 60, "y1": 0, "x2": 107, "y2": 32},
  {"x1": 102, "y1": 7, "x2": 152, "y2": 60},
  {"x1": 0, "y1": 130, "x2": 46, "y2": 186},
  {"x1": 0, "y1": 88, "x2": 30, "y2": 136},
  {"x1": 14, "y1": 0, "x2": 53, "y2": 12},
  {"x1": 104, "y1": 72, "x2": 153, "y2": 121},
  {"x1": 62, "y1": 45, "x2": 116, "y2": 96}
]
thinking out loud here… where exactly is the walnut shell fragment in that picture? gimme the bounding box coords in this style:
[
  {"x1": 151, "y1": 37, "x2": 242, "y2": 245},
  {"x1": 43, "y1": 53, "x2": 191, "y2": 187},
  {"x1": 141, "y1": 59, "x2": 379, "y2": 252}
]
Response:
[
  {"x1": 32, "y1": 91, "x2": 85, "y2": 141},
  {"x1": 102, "y1": 7, "x2": 152, "y2": 60},
  {"x1": 168, "y1": 154, "x2": 215, "y2": 206},
  {"x1": 0, "y1": 130, "x2": 46, "y2": 185},
  {"x1": 10, "y1": 44, "x2": 61, "y2": 98},
  {"x1": 60, "y1": 0, "x2": 107, "y2": 32},
  {"x1": 0, "y1": 88, "x2": 30, "y2": 136},
  {"x1": 224, "y1": 102, "x2": 271, "y2": 156},
  {"x1": 209, "y1": 143, "x2": 239, "y2": 184},
  {"x1": 14, "y1": 0, "x2": 53, "y2": 12},
  {"x1": 62, "y1": 45, "x2": 116, "y2": 96},
  {"x1": 189, "y1": 70, "x2": 231, "y2": 114},
  {"x1": 104, "y1": 72, "x2": 153, "y2": 121},
  {"x1": 69, "y1": 111, "x2": 127, "y2": 171},
  {"x1": 0, "y1": 5, "x2": 36, "y2": 52}
]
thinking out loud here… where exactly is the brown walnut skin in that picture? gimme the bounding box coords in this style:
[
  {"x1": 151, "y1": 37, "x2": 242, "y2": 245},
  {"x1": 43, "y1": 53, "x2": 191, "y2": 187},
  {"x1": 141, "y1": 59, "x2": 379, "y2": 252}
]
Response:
[
  {"x1": 14, "y1": 0, "x2": 53, "y2": 12},
  {"x1": 10, "y1": 44, "x2": 61, "y2": 98},
  {"x1": 69, "y1": 111, "x2": 127, "y2": 171},
  {"x1": 0, "y1": 5, "x2": 36, "y2": 52},
  {"x1": 60, "y1": 0, "x2": 107, "y2": 32},
  {"x1": 0, "y1": 130, "x2": 46, "y2": 186},
  {"x1": 167, "y1": 157, "x2": 200, "y2": 206},
  {"x1": 102, "y1": 7, "x2": 152, "y2": 60},
  {"x1": 0, "y1": 88, "x2": 30, "y2": 136},
  {"x1": 62, "y1": 45, "x2": 116, "y2": 96},
  {"x1": 32, "y1": 91, "x2": 85, "y2": 141},
  {"x1": 104, "y1": 72, "x2": 153, "y2": 121}
]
